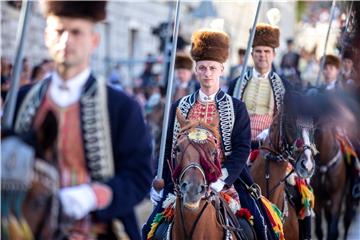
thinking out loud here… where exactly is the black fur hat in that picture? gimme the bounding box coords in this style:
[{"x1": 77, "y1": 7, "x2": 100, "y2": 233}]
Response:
[{"x1": 41, "y1": 0, "x2": 107, "y2": 22}]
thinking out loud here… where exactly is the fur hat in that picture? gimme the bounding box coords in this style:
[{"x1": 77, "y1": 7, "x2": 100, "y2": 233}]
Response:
[
  {"x1": 253, "y1": 23, "x2": 280, "y2": 48},
  {"x1": 190, "y1": 30, "x2": 229, "y2": 63},
  {"x1": 342, "y1": 49, "x2": 353, "y2": 60},
  {"x1": 175, "y1": 53, "x2": 193, "y2": 70},
  {"x1": 238, "y1": 48, "x2": 246, "y2": 56},
  {"x1": 41, "y1": 1, "x2": 107, "y2": 22},
  {"x1": 323, "y1": 54, "x2": 340, "y2": 68}
]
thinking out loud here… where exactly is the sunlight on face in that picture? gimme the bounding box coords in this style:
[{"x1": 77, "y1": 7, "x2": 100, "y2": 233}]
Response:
[
  {"x1": 45, "y1": 15, "x2": 99, "y2": 71},
  {"x1": 195, "y1": 61, "x2": 224, "y2": 93},
  {"x1": 322, "y1": 64, "x2": 339, "y2": 83},
  {"x1": 252, "y1": 46, "x2": 275, "y2": 74}
]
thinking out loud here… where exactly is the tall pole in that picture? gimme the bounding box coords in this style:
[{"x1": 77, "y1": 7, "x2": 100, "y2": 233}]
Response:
[
  {"x1": 315, "y1": 0, "x2": 337, "y2": 87},
  {"x1": 153, "y1": 0, "x2": 182, "y2": 191},
  {"x1": 3, "y1": 1, "x2": 33, "y2": 128},
  {"x1": 160, "y1": 2, "x2": 175, "y2": 87},
  {"x1": 339, "y1": 1, "x2": 353, "y2": 57},
  {"x1": 233, "y1": 0, "x2": 262, "y2": 99}
]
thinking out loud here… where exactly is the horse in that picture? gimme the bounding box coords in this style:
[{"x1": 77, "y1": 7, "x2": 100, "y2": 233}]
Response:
[
  {"x1": 250, "y1": 91, "x2": 316, "y2": 240},
  {"x1": 1, "y1": 111, "x2": 63, "y2": 240},
  {"x1": 308, "y1": 93, "x2": 359, "y2": 240},
  {"x1": 151, "y1": 110, "x2": 255, "y2": 240}
]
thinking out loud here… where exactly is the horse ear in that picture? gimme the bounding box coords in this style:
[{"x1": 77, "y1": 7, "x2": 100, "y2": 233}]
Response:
[{"x1": 176, "y1": 108, "x2": 187, "y2": 128}]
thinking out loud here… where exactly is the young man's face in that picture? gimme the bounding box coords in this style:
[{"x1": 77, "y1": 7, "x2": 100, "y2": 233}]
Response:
[
  {"x1": 195, "y1": 60, "x2": 224, "y2": 92},
  {"x1": 323, "y1": 64, "x2": 339, "y2": 83},
  {"x1": 44, "y1": 15, "x2": 99, "y2": 70},
  {"x1": 252, "y1": 46, "x2": 275, "y2": 74}
]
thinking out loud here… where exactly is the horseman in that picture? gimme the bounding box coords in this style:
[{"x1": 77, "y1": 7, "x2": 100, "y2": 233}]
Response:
[
  {"x1": 14, "y1": 1, "x2": 152, "y2": 239},
  {"x1": 143, "y1": 29, "x2": 278, "y2": 240},
  {"x1": 228, "y1": 23, "x2": 291, "y2": 145},
  {"x1": 172, "y1": 52, "x2": 199, "y2": 102},
  {"x1": 318, "y1": 54, "x2": 360, "y2": 199},
  {"x1": 228, "y1": 24, "x2": 313, "y2": 238}
]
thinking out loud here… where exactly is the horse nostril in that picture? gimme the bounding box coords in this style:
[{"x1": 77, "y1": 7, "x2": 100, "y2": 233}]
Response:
[{"x1": 180, "y1": 182, "x2": 188, "y2": 192}]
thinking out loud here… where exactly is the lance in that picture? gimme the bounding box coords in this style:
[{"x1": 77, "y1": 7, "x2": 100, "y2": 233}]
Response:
[
  {"x1": 315, "y1": 0, "x2": 337, "y2": 87},
  {"x1": 3, "y1": 1, "x2": 33, "y2": 128},
  {"x1": 233, "y1": 0, "x2": 262, "y2": 99},
  {"x1": 339, "y1": 1, "x2": 354, "y2": 57},
  {"x1": 160, "y1": 2, "x2": 175, "y2": 87},
  {"x1": 153, "y1": 0, "x2": 182, "y2": 191}
]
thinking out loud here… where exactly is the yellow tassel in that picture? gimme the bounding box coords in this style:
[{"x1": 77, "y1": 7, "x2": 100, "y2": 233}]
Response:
[
  {"x1": 19, "y1": 217, "x2": 33, "y2": 240},
  {"x1": 2, "y1": 217, "x2": 10, "y2": 240},
  {"x1": 8, "y1": 214, "x2": 25, "y2": 240}
]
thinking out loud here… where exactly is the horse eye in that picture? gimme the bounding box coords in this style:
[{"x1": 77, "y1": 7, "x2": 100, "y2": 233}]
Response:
[{"x1": 175, "y1": 146, "x2": 181, "y2": 153}]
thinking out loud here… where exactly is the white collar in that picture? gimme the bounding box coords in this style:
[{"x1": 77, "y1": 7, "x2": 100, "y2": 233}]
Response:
[
  {"x1": 199, "y1": 89, "x2": 216, "y2": 102},
  {"x1": 49, "y1": 68, "x2": 91, "y2": 107},
  {"x1": 253, "y1": 68, "x2": 270, "y2": 78},
  {"x1": 325, "y1": 80, "x2": 336, "y2": 90}
]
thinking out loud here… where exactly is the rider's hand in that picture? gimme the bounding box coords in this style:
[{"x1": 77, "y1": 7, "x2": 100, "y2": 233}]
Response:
[
  {"x1": 150, "y1": 187, "x2": 163, "y2": 206},
  {"x1": 59, "y1": 183, "x2": 112, "y2": 220},
  {"x1": 210, "y1": 179, "x2": 225, "y2": 193}
]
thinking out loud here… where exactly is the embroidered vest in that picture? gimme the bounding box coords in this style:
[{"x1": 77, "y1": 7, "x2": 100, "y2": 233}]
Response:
[
  {"x1": 187, "y1": 100, "x2": 225, "y2": 162},
  {"x1": 15, "y1": 75, "x2": 114, "y2": 181},
  {"x1": 172, "y1": 90, "x2": 235, "y2": 160}
]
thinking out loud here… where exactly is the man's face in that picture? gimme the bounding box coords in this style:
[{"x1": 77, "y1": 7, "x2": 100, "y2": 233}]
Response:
[
  {"x1": 195, "y1": 60, "x2": 223, "y2": 92},
  {"x1": 323, "y1": 64, "x2": 339, "y2": 83},
  {"x1": 252, "y1": 46, "x2": 275, "y2": 73},
  {"x1": 176, "y1": 69, "x2": 192, "y2": 83},
  {"x1": 44, "y1": 15, "x2": 99, "y2": 70}
]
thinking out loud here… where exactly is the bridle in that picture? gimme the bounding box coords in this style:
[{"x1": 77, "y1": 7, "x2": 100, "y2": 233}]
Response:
[
  {"x1": 172, "y1": 126, "x2": 219, "y2": 239},
  {"x1": 260, "y1": 109, "x2": 316, "y2": 199}
]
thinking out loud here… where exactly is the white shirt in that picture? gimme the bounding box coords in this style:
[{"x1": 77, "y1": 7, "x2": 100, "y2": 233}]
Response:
[
  {"x1": 49, "y1": 68, "x2": 91, "y2": 108},
  {"x1": 199, "y1": 90, "x2": 216, "y2": 102},
  {"x1": 253, "y1": 68, "x2": 270, "y2": 79}
]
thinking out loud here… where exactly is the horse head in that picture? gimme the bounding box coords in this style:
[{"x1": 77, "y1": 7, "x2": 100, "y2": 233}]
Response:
[
  {"x1": 173, "y1": 109, "x2": 221, "y2": 210},
  {"x1": 1, "y1": 111, "x2": 60, "y2": 240},
  {"x1": 269, "y1": 91, "x2": 316, "y2": 179}
]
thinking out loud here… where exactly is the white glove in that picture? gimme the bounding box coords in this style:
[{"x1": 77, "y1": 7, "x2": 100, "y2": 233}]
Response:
[
  {"x1": 256, "y1": 128, "x2": 269, "y2": 141},
  {"x1": 210, "y1": 179, "x2": 225, "y2": 193},
  {"x1": 150, "y1": 187, "x2": 163, "y2": 206},
  {"x1": 59, "y1": 184, "x2": 97, "y2": 220}
]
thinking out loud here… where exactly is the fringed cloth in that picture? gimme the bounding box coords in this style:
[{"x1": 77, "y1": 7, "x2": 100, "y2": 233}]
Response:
[
  {"x1": 337, "y1": 134, "x2": 360, "y2": 174},
  {"x1": 260, "y1": 196, "x2": 285, "y2": 240},
  {"x1": 285, "y1": 164, "x2": 315, "y2": 220},
  {"x1": 147, "y1": 194, "x2": 176, "y2": 240}
]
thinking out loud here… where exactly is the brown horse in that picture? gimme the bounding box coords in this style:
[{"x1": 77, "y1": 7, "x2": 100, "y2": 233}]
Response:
[
  {"x1": 167, "y1": 110, "x2": 254, "y2": 240},
  {"x1": 250, "y1": 91, "x2": 316, "y2": 240},
  {"x1": 1, "y1": 111, "x2": 63, "y2": 239},
  {"x1": 308, "y1": 94, "x2": 359, "y2": 240}
]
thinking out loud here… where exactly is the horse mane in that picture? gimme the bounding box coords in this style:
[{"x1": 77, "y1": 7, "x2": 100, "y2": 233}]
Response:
[
  {"x1": 174, "y1": 119, "x2": 222, "y2": 183},
  {"x1": 179, "y1": 120, "x2": 220, "y2": 141}
]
